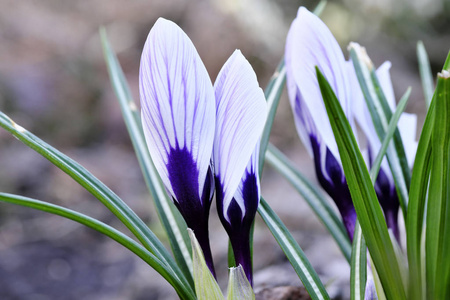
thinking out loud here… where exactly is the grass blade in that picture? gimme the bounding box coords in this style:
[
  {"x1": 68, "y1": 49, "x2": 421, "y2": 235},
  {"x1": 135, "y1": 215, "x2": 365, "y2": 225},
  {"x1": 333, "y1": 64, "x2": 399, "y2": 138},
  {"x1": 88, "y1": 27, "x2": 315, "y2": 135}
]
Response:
[
  {"x1": 406, "y1": 98, "x2": 434, "y2": 300},
  {"x1": 317, "y1": 67, "x2": 406, "y2": 299},
  {"x1": 265, "y1": 144, "x2": 351, "y2": 262},
  {"x1": 259, "y1": 59, "x2": 286, "y2": 174},
  {"x1": 313, "y1": 0, "x2": 327, "y2": 16},
  {"x1": 0, "y1": 111, "x2": 193, "y2": 294},
  {"x1": 100, "y1": 28, "x2": 194, "y2": 286},
  {"x1": 350, "y1": 87, "x2": 409, "y2": 300},
  {"x1": 0, "y1": 193, "x2": 196, "y2": 300},
  {"x1": 417, "y1": 41, "x2": 434, "y2": 108},
  {"x1": 426, "y1": 69, "x2": 450, "y2": 299},
  {"x1": 349, "y1": 44, "x2": 411, "y2": 220},
  {"x1": 369, "y1": 88, "x2": 411, "y2": 181},
  {"x1": 350, "y1": 222, "x2": 366, "y2": 300},
  {"x1": 258, "y1": 197, "x2": 330, "y2": 300}
]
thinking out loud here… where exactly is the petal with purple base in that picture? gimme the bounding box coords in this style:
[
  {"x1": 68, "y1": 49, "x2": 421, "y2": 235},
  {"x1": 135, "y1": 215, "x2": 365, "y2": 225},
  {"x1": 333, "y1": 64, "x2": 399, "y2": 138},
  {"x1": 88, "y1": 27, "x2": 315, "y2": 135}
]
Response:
[
  {"x1": 285, "y1": 6, "x2": 354, "y2": 160},
  {"x1": 310, "y1": 135, "x2": 356, "y2": 240},
  {"x1": 140, "y1": 18, "x2": 215, "y2": 203},
  {"x1": 213, "y1": 50, "x2": 267, "y2": 218}
]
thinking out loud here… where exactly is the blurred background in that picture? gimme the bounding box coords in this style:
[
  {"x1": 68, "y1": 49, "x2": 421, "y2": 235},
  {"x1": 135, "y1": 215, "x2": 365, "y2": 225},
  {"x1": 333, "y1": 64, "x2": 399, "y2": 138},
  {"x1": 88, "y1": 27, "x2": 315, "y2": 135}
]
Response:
[{"x1": 0, "y1": 0, "x2": 448, "y2": 299}]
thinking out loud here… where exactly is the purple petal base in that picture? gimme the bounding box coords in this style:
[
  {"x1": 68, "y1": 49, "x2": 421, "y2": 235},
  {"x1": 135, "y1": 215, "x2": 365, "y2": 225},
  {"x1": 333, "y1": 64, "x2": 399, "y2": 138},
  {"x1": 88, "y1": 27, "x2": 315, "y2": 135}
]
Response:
[
  {"x1": 167, "y1": 146, "x2": 216, "y2": 276},
  {"x1": 310, "y1": 135, "x2": 356, "y2": 241},
  {"x1": 215, "y1": 172, "x2": 259, "y2": 286}
]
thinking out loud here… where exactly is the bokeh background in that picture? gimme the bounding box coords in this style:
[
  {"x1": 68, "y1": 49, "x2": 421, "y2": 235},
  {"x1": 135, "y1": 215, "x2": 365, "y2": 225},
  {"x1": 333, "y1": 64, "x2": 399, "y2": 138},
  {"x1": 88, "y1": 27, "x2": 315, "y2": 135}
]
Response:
[{"x1": 0, "y1": 0, "x2": 449, "y2": 299}]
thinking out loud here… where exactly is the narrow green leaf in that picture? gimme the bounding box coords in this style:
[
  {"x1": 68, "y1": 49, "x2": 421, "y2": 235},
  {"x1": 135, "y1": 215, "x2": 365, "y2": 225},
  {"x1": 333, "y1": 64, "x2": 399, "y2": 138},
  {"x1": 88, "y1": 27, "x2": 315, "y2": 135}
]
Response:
[
  {"x1": 350, "y1": 222, "x2": 366, "y2": 300},
  {"x1": 406, "y1": 98, "x2": 435, "y2": 300},
  {"x1": 444, "y1": 50, "x2": 450, "y2": 70},
  {"x1": 189, "y1": 229, "x2": 224, "y2": 300},
  {"x1": 100, "y1": 28, "x2": 194, "y2": 286},
  {"x1": 426, "y1": 71, "x2": 450, "y2": 299},
  {"x1": 312, "y1": 0, "x2": 327, "y2": 16},
  {"x1": 259, "y1": 59, "x2": 286, "y2": 174},
  {"x1": 350, "y1": 92, "x2": 408, "y2": 300},
  {"x1": 265, "y1": 145, "x2": 351, "y2": 262},
  {"x1": 416, "y1": 41, "x2": 434, "y2": 108},
  {"x1": 0, "y1": 193, "x2": 196, "y2": 300},
  {"x1": 258, "y1": 197, "x2": 330, "y2": 300},
  {"x1": 0, "y1": 111, "x2": 193, "y2": 295},
  {"x1": 227, "y1": 266, "x2": 255, "y2": 300},
  {"x1": 317, "y1": 67, "x2": 406, "y2": 299},
  {"x1": 349, "y1": 43, "x2": 411, "y2": 220},
  {"x1": 369, "y1": 88, "x2": 411, "y2": 181},
  {"x1": 369, "y1": 257, "x2": 387, "y2": 300}
]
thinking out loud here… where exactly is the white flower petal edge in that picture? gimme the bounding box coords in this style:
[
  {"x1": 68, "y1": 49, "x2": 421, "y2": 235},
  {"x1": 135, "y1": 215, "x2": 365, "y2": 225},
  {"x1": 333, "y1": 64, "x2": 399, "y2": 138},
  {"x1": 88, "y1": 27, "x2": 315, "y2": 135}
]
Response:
[
  {"x1": 140, "y1": 18, "x2": 215, "y2": 201},
  {"x1": 213, "y1": 50, "x2": 267, "y2": 222},
  {"x1": 285, "y1": 6, "x2": 353, "y2": 160}
]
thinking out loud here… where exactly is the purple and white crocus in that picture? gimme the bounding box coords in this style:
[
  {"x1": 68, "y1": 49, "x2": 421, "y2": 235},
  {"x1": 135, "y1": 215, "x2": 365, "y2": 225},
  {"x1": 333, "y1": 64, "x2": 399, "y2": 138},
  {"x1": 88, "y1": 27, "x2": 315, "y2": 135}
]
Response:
[
  {"x1": 139, "y1": 18, "x2": 267, "y2": 281},
  {"x1": 213, "y1": 51, "x2": 266, "y2": 286},
  {"x1": 286, "y1": 8, "x2": 417, "y2": 299},
  {"x1": 285, "y1": 7, "x2": 357, "y2": 240},
  {"x1": 286, "y1": 8, "x2": 417, "y2": 243},
  {"x1": 140, "y1": 18, "x2": 216, "y2": 273}
]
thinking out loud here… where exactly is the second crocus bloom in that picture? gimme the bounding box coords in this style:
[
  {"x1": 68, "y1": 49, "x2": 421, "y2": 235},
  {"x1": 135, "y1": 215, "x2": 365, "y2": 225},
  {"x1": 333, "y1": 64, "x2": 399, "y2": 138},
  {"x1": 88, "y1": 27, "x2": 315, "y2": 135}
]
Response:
[
  {"x1": 285, "y1": 7, "x2": 357, "y2": 240},
  {"x1": 214, "y1": 51, "x2": 267, "y2": 286}
]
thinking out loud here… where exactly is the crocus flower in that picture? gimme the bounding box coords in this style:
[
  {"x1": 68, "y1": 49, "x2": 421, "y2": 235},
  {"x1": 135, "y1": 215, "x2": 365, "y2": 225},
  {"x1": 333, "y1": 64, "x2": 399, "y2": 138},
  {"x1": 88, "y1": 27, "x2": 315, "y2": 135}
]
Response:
[
  {"x1": 285, "y1": 7, "x2": 357, "y2": 240},
  {"x1": 213, "y1": 51, "x2": 267, "y2": 286},
  {"x1": 349, "y1": 53, "x2": 417, "y2": 240},
  {"x1": 139, "y1": 18, "x2": 216, "y2": 274},
  {"x1": 140, "y1": 18, "x2": 267, "y2": 281}
]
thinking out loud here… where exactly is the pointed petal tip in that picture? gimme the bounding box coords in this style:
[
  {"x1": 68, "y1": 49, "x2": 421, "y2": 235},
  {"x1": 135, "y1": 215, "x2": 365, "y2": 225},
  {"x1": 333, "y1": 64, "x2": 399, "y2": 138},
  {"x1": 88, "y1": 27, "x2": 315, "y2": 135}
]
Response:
[
  {"x1": 140, "y1": 16, "x2": 215, "y2": 202},
  {"x1": 286, "y1": 5, "x2": 351, "y2": 161},
  {"x1": 214, "y1": 51, "x2": 267, "y2": 213}
]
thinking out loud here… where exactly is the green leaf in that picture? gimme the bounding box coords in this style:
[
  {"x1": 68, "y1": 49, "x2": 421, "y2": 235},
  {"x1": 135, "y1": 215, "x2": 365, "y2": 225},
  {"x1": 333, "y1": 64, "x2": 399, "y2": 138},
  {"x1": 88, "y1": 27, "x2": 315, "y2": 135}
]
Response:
[
  {"x1": 316, "y1": 67, "x2": 406, "y2": 300},
  {"x1": 259, "y1": 59, "x2": 286, "y2": 174},
  {"x1": 227, "y1": 266, "x2": 255, "y2": 300},
  {"x1": 369, "y1": 88, "x2": 411, "y2": 181},
  {"x1": 369, "y1": 257, "x2": 387, "y2": 300},
  {"x1": 313, "y1": 0, "x2": 327, "y2": 16},
  {"x1": 406, "y1": 97, "x2": 435, "y2": 300},
  {"x1": 349, "y1": 43, "x2": 411, "y2": 220},
  {"x1": 350, "y1": 222, "x2": 366, "y2": 300},
  {"x1": 0, "y1": 111, "x2": 193, "y2": 295},
  {"x1": 426, "y1": 70, "x2": 450, "y2": 299},
  {"x1": 265, "y1": 145, "x2": 351, "y2": 262},
  {"x1": 100, "y1": 28, "x2": 194, "y2": 286},
  {"x1": 0, "y1": 193, "x2": 196, "y2": 300},
  {"x1": 416, "y1": 41, "x2": 434, "y2": 108},
  {"x1": 350, "y1": 86, "x2": 410, "y2": 300},
  {"x1": 444, "y1": 50, "x2": 450, "y2": 70},
  {"x1": 189, "y1": 229, "x2": 224, "y2": 300},
  {"x1": 258, "y1": 197, "x2": 330, "y2": 300}
]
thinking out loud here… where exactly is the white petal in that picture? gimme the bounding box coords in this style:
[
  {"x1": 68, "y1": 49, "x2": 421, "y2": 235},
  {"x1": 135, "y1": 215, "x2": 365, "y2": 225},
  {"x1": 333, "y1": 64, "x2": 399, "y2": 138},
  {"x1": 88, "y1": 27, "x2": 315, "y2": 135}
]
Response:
[
  {"x1": 376, "y1": 61, "x2": 396, "y2": 111},
  {"x1": 213, "y1": 50, "x2": 267, "y2": 214},
  {"x1": 398, "y1": 113, "x2": 417, "y2": 168},
  {"x1": 285, "y1": 7, "x2": 353, "y2": 160},
  {"x1": 140, "y1": 18, "x2": 215, "y2": 200}
]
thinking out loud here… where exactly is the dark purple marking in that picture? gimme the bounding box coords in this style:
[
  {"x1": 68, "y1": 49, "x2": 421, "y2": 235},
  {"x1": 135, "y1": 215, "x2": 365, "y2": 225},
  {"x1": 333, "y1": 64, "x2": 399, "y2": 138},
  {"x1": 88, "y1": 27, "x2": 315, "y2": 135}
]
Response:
[
  {"x1": 166, "y1": 146, "x2": 216, "y2": 276},
  {"x1": 310, "y1": 135, "x2": 356, "y2": 241},
  {"x1": 215, "y1": 172, "x2": 259, "y2": 286}
]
